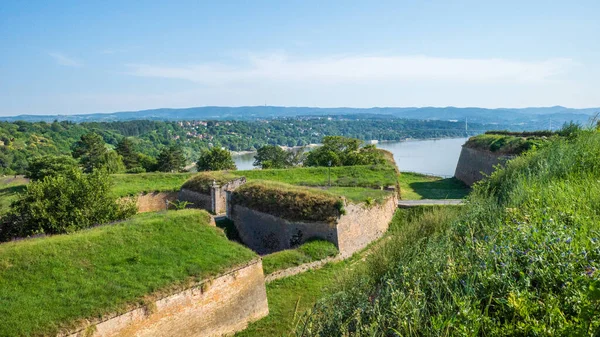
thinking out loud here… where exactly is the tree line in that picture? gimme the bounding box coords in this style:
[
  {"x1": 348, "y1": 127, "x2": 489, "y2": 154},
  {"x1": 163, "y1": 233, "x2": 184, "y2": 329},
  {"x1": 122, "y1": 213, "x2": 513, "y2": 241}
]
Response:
[{"x1": 0, "y1": 117, "x2": 478, "y2": 175}]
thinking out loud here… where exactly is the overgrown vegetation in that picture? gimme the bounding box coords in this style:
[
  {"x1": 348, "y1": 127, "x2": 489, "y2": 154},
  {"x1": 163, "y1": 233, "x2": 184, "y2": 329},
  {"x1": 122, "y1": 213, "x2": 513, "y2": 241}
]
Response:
[
  {"x1": 262, "y1": 240, "x2": 339, "y2": 275},
  {"x1": 0, "y1": 170, "x2": 137, "y2": 242},
  {"x1": 231, "y1": 181, "x2": 346, "y2": 222},
  {"x1": 0, "y1": 209, "x2": 257, "y2": 337},
  {"x1": 304, "y1": 136, "x2": 386, "y2": 167},
  {"x1": 298, "y1": 129, "x2": 600, "y2": 335}
]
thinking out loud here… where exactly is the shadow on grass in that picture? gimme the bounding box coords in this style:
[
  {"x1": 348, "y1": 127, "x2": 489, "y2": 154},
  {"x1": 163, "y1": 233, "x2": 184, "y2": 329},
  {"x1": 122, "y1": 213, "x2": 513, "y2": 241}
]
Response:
[{"x1": 408, "y1": 177, "x2": 470, "y2": 199}]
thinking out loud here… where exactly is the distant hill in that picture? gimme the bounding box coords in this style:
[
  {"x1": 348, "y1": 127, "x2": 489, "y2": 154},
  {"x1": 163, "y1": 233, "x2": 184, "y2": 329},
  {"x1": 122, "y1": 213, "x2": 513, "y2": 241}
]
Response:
[{"x1": 1, "y1": 106, "x2": 598, "y2": 129}]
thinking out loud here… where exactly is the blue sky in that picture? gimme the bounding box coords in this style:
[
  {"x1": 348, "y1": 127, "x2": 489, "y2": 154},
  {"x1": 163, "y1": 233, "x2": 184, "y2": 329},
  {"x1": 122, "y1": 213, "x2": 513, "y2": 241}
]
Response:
[{"x1": 1, "y1": 0, "x2": 599, "y2": 116}]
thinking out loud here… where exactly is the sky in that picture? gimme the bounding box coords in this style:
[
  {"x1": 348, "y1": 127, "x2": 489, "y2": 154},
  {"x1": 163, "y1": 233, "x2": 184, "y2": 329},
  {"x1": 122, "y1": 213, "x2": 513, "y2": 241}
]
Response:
[{"x1": 1, "y1": 0, "x2": 599, "y2": 116}]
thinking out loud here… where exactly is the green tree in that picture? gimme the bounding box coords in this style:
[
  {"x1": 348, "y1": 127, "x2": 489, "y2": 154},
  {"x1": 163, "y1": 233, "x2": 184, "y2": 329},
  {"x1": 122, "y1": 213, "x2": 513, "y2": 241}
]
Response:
[
  {"x1": 196, "y1": 147, "x2": 236, "y2": 171},
  {"x1": 0, "y1": 169, "x2": 136, "y2": 241},
  {"x1": 305, "y1": 136, "x2": 384, "y2": 167},
  {"x1": 71, "y1": 132, "x2": 108, "y2": 173},
  {"x1": 253, "y1": 145, "x2": 293, "y2": 169},
  {"x1": 99, "y1": 151, "x2": 125, "y2": 174},
  {"x1": 25, "y1": 155, "x2": 79, "y2": 181},
  {"x1": 115, "y1": 137, "x2": 139, "y2": 169},
  {"x1": 156, "y1": 145, "x2": 186, "y2": 172}
]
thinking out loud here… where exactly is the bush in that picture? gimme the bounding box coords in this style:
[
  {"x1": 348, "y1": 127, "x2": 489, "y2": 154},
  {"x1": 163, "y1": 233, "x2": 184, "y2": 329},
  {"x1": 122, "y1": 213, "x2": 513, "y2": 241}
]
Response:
[
  {"x1": 25, "y1": 155, "x2": 79, "y2": 181},
  {"x1": 0, "y1": 169, "x2": 136, "y2": 241}
]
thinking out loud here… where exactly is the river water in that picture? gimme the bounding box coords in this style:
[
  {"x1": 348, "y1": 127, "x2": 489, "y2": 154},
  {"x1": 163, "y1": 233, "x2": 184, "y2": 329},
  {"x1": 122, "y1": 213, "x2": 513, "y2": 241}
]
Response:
[{"x1": 232, "y1": 137, "x2": 468, "y2": 177}]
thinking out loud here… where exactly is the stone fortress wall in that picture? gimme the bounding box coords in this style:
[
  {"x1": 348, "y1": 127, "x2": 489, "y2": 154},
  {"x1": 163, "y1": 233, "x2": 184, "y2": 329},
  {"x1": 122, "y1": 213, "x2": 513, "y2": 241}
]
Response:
[
  {"x1": 65, "y1": 259, "x2": 268, "y2": 337},
  {"x1": 454, "y1": 146, "x2": 514, "y2": 186}
]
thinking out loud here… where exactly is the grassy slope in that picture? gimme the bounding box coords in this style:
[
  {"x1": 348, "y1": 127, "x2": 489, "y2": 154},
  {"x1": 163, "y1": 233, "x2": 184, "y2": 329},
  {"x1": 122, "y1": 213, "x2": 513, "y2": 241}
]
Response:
[
  {"x1": 398, "y1": 172, "x2": 469, "y2": 200},
  {"x1": 464, "y1": 133, "x2": 548, "y2": 154},
  {"x1": 0, "y1": 176, "x2": 28, "y2": 215},
  {"x1": 110, "y1": 172, "x2": 194, "y2": 197},
  {"x1": 235, "y1": 165, "x2": 397, "y2": 188},
  {"x1": 262, "y1": 240, "x2": 339, "y2": 275},
  {"x1": 299, "y1": 131, "x2": 600, "y2": 335},
  {"x1": 0, "y1": 209, "x2": 256, "y2": 337}
]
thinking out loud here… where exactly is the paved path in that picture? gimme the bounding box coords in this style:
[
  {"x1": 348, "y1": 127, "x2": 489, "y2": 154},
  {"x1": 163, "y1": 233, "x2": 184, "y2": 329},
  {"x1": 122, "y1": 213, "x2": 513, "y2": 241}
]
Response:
[{"x1": 398, "y1": 199, "x2": 464, "y2": 208}]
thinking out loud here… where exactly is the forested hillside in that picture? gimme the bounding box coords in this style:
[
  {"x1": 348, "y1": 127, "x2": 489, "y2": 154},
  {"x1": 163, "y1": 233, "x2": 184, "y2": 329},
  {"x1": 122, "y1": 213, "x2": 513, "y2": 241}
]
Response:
[{"x1": 0, "y1": 117, "x2": 479, "y2": 175}]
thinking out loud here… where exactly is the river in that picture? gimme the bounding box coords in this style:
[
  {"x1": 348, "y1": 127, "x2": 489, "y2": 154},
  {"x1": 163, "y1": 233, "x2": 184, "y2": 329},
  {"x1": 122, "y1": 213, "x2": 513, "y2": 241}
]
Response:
[{"x1": 232, "y1": 137, "x2": 468, "y2": 177}]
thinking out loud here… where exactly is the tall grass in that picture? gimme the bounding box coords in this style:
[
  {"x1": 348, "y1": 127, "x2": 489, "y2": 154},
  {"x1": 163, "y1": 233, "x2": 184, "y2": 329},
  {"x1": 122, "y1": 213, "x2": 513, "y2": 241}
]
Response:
[{"x1": 298, "y1": 130, "x2": 600, "y2": 336}]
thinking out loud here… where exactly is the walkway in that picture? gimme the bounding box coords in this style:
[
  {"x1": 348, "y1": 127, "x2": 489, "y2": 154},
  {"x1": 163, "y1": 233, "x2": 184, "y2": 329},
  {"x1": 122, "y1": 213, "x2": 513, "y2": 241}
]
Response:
[{"x1": 398, "y1": 199, "x2": 464, "y2": 208}]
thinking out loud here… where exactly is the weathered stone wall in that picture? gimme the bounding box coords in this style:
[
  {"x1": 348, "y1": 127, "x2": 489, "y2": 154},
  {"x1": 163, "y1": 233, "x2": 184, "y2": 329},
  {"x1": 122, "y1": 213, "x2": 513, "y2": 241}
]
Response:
[
  {"x1": 178, "y1": 188, "x2": 212, "y2": 211},
  {"x1": 134, "y1": 192, "x2": 178, "y2": 213},
  {"x1": 213, "y1": 178, "x2": 246, "y2": 214},
  {"x1": 229, "y1": 194, "x2": 397, "y2": 256},
  {"x1": 336, "y1": 194, "x2": 397, "y2": 256},
  {"x1": 454, "y1": 146, "x2": 514, "y2": 186},
  {"x1": 65, "y1": 259, "x2": 268, "y2": 337},
  {"x1": 230, "y1": 205, "x2": 338, "y2": 255},
  {"x1": 179, "y1": 177, "x2": 246, "y2": 214}
]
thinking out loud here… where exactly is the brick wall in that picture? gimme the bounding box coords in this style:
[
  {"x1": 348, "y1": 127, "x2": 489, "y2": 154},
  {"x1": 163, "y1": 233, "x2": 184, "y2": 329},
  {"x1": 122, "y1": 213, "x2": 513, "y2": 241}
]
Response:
[{"x1": 65, "y1": 259, "x2": 268, "y2": 337}]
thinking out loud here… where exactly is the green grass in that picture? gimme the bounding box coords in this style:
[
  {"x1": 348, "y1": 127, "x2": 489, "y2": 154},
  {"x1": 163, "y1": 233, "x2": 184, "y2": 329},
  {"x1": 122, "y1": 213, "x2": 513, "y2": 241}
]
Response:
[
  {"x1": 235, "y1": 164, "x2": 398, "y2": 189},
  {"x1": 236, "y1": 259, "x2": 354, "y2": 337},
  {"x1": 299, "y1": 130, "x2": 600, "y2": 335},
  {"x1": 0, "y1": 176, "x2": 28, "y2": 215},
  {"x1": 0, "y1": 209, "x2": 256, "y2": 337},
  {"x1": 464, "y1": 133, "x2": 549, "y2": 154},
  {"x1": 324, "y1": 186, "x2": 392, "y2": 204},
  {"x1": 399, "y1": 172, "x2": 470, "y2": 200},
  {"x1": 110, "y1": 172, "x2": 194, "y2": 197},
  {"x1": 262, "y1": 240, "x2": 338, "y2": 275}
]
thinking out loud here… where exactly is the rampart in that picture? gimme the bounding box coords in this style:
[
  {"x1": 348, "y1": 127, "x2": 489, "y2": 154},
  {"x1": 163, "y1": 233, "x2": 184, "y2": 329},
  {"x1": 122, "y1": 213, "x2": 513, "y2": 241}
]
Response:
[
  {"x1": 454, "y1": 146, "x2": 514, "y2": 186},
  {"x1": 228, "y1": 194, "x2": 398, "y2": 257},
  {"x1": 134, "y1": 192, "x2": 178, "y2": 213},
  {"x1": 64, "y1": 259, "x2": 268, "y2": 337}
]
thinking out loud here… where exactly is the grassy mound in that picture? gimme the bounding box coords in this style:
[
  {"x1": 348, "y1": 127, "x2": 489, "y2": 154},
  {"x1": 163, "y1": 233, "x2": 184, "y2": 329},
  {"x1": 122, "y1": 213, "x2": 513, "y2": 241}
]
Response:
[
  {"x1": 0, "y1": 209, "x2": 256, "y2": 337},
  {"x1": 110, "y1": 172, "x2": 193, "y2": 197},
  {"x1": 0, "y1": 176, "x2": 28, "y2": 215},
  {"x1": 235, "y1": 164, "x2": 398, "y2": 189},
  {"x1": 464, "y1": 133, "x2": 549, "y2": 154},
  {"x1": 231, "y1": 181, "x2": 345, "y2": 222},
  {"x1": 399, "y1": 172, "x2": 469, "y2": 200},
  {"x1": 262, "y1": 240, "x2": 339, "y2": 275},
  {"x1": 299, "y1": 130, "x2": 600, "y2": 335},
  {"x1": 181, "y1": 171, "x2": 240, "y2": 194}
]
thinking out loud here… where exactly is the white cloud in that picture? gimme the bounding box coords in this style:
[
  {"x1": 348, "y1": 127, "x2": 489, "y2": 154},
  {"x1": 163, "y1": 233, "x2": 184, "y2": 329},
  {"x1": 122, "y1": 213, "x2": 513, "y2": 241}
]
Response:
[
  {"x1": 48, "y1": 52, "x2": 83, "y2": 67},
  {"x1": 127, "y1": 53, "x2": 575, "y2": 85}
]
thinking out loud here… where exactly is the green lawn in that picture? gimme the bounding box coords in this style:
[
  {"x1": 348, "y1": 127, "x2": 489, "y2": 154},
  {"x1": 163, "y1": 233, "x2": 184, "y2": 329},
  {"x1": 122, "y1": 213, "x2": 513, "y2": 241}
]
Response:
[
  {"x1": 262, "y1": 240, "x2": 338, "y2": 275},
  {"x1": 399, "y1": 172, "x2": 469, "y2": 200},
  {"x1": 0, "y1": 209, "x2": 256, "y2": 337},
  {"x1": 110, "y1": 172, "x2": 194, "y2": 197},
  {"x1": 236, "y1": 260, "x2": 353, "y2": 337},
  {"x1": 0, "y1": 176, "x2": 28, "y2": 215},
  {"x1": 235, "y1": 164, "x2": 398, "y2": 189}
]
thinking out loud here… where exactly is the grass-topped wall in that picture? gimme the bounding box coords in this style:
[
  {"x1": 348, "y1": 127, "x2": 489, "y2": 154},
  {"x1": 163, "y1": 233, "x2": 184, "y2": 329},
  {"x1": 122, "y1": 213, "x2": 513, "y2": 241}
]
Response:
[
  {"x1": 236, "y1": 164, "x2": 397, "y2": 189},
  {"x1": 0, "y1": 209, "x2": 256, "y2": 336},
  {"x1": 230, "y1": 181, "x2": 345, "y2": 222},
  {"x1": 181, "y1": 171, "x2": 240, "y2": 194},
  {"x1": 464, "y1": 133, "x2": 550, "y2": 155}
]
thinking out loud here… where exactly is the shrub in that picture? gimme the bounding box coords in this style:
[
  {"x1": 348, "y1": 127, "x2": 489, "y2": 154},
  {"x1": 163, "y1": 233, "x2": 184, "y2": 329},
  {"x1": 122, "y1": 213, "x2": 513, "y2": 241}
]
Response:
[
  {"x1": 0, "y1": 169, "x2": 136, "y2": 241},
  {"x1": 25, "y1": 155, "x2": 79, "y2": 181}
]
